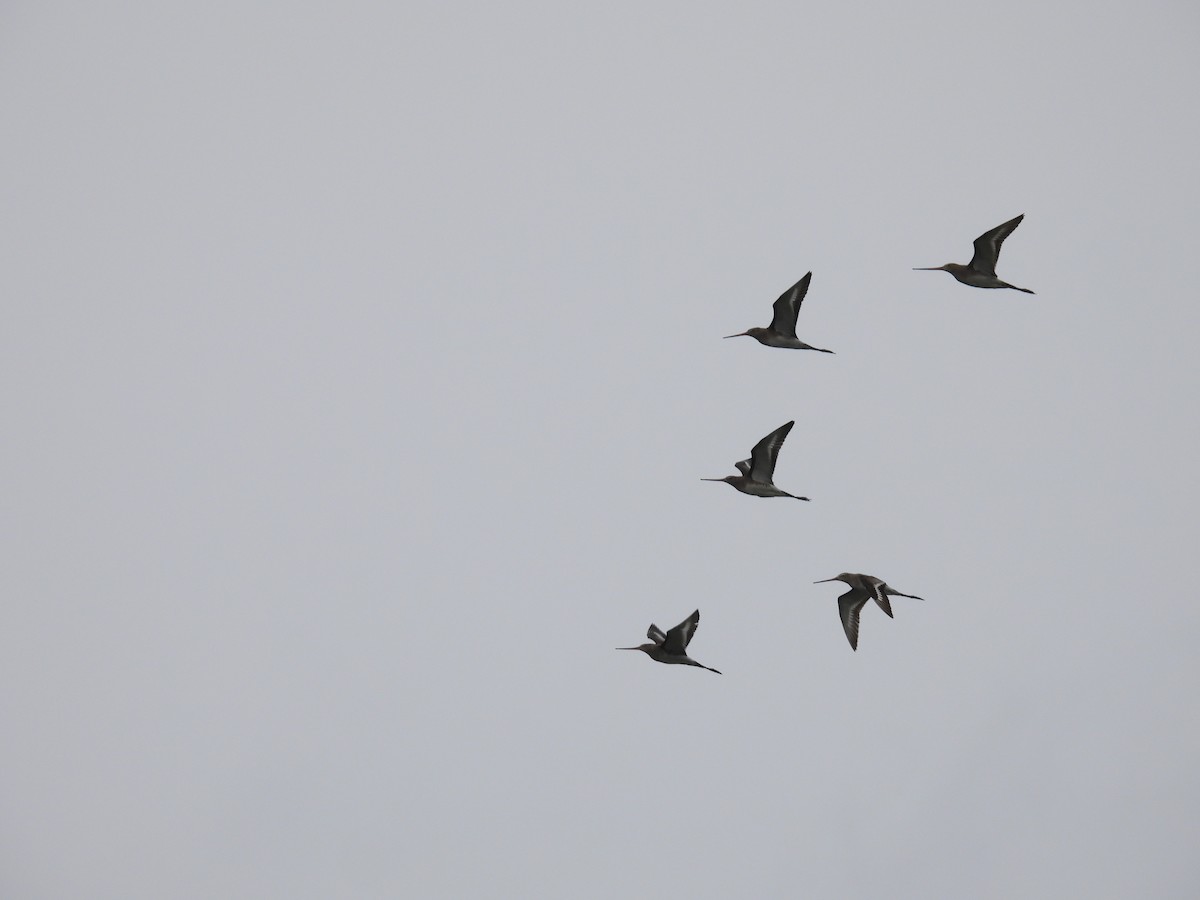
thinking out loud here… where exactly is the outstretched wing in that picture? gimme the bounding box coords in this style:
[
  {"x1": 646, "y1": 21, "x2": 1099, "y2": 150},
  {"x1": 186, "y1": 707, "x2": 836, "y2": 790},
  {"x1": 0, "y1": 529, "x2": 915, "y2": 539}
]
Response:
[
  {"x1": 838, "y1": 590, "x2": 869, "y2": 651},
  {"x1": 969, "y1": 214, "x2": 1024, "y2": 276},
  {"x1": 663, "y1": 609, "x2": 701, "y2": 654},
  {"x1": 749, "y1": 420, "x2": 795, "y2": 484},
  {"x1": 647, "y1": 624, "x2": 667, "y2": 645},
  {"x1": 768, "y1": 272, "x2": 812, "y2": 338}
]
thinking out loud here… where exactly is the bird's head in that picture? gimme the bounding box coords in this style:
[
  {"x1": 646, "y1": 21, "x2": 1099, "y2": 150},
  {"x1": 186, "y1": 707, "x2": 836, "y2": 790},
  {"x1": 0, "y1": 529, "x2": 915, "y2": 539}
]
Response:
[
  {"x1": 615, "y1": 644, "x2": 655, "y2": 656},
  {"x1": 723, "y1": 327, "x2": 767, "y2": 340},
  {"x1": 814, "y1": 573, "x2": 854, "y2": 586}
]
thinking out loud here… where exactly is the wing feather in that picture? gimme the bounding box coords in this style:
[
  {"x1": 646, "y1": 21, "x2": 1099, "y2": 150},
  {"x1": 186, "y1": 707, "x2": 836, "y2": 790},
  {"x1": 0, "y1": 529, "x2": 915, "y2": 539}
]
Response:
[
  {"x1": 870, "y1": 579, "x2": 894, "y2": 618},
  {"x1": 969, "y1": 214, "x2": 1024, "y2": 275},
  {"x1": 838, "y1": 590, "x2": 867, "y2": 651},
  {"x1": 663, "y1": 609, "x2": 701, "y2": 654},
  {"x1": 768, "y1": 273, "x2": 811, "y2": 338},
  {"x1": 749, "y1": 421, "x2": 794, "y2": 484}
]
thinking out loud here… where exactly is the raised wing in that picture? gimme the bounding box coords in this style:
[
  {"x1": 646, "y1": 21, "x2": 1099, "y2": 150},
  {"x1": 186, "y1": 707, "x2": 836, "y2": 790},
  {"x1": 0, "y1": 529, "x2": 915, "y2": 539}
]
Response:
[
  {"x1": 838, "y1": 590, "x2": 869, "y2": 651},
  {"x1": 647, "y1": 624, "x2": 667, "y2": 645},
  {"x1": 663, "y1": 609, "x2": 701, "y2": 655},
  {"x1": 749, "y1": 420, "x2": 795, "y2": 484},
  {"x1": 735, "y1": 458, "x2": 752, "y2": 477},
  {"x1": 768, "y1": 272, "x2": 812, "y2": 338},
  {"x1": 969, "y1": 214, "x2": 1024, "y2": 276}
]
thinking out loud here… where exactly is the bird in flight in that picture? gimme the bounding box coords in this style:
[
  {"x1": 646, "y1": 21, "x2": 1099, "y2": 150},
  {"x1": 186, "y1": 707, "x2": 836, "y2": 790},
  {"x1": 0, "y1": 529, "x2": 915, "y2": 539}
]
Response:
[
  {"x1": 617, "y1": 609, "x2": 722, "y2": 674},
  {"x1": 814, "y1": 572, "x2": 925, "y2": 650},
  {"x1": 723, "y1": 272, "x2": 834, "y2": 352},
  {"x1": 914, "y1": 214, "x2": 1035, "y2": 293},
  {"x1": 702, "y1": 420, "x2": 808, "y2": 500}
]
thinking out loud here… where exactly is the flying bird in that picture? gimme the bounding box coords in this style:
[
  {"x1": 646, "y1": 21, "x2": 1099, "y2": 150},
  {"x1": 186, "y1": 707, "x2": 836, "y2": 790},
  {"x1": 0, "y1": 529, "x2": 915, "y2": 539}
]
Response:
[
  {"x1": 914, "y1": 214, "x2": 1035, "y2": 293},
  {"x1": 724, "y1": 272, "x2": 834, "y2": 352},
  {"x1": 617, "y1": 609, "x2": 721, "y2": 674},
  {"x1": 702, "y1": 420, "x2": 809, "y2": 500},
  {"x1": 814, "y1": 573, "x2": 925, "y2": 651}
]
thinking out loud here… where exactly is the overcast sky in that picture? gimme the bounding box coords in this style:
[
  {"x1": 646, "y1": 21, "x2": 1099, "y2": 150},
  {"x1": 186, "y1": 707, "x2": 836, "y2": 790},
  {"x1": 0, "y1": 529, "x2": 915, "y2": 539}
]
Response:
[{"x1": 3, "y1": 2, "x2": 1199, "y2": 897}]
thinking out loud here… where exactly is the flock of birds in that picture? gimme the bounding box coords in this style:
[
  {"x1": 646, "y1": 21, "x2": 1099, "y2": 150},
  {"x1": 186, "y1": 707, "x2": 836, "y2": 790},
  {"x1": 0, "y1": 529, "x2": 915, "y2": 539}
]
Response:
[{"x1": 618, "y1": 214, "x2": 1035, "y2": 673}]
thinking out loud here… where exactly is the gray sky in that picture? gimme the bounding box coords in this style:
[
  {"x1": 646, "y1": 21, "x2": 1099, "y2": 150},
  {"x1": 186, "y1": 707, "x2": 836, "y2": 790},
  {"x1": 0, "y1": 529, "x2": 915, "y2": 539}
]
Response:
[{"x1": 3, "y1": 1, "x2": 1198, "y2": 897}]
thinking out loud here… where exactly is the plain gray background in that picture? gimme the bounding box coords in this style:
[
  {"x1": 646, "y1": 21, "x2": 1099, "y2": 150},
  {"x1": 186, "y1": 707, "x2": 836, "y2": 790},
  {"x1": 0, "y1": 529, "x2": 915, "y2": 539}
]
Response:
[{"x1": 2, "y1": 2, "x2": 1198, "y2": 897}]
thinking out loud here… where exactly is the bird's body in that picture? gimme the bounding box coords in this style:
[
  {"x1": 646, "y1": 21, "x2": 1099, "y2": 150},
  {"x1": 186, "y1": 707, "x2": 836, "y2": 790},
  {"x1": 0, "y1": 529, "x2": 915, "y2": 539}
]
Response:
[
  {"x1": 702, "y1": 420, "x2": 809, "y2": 500},
  {"x1": 814, "y1": 572, "x2": 925, "y2": 651},
  {"x1": 724, "y1": 272, "x2": 834, "y2": 352},
  {"x1": 721, "y1": 478, "x2": 799, "y2": 499},
  {"x1": 617, "y1": 609, "x2": 721, "y2": 674},
  {"x1": 914, "y1": 214, "x2": 1035, "y2": 294}
]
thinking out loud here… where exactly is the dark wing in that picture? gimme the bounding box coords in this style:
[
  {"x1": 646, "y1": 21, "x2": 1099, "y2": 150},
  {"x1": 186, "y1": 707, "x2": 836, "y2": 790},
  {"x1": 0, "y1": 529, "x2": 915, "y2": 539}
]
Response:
[
  {"x1": 734, "y1": 458, "x2": 752, "y2": 477},
  {"x1": 838, "y1": 590, "x2": 869, "y2": 651},
  {"x1": 646, "y1": 624, "x2": 667, "y2": 645},
  {"x1": 663, "y1": 609, "x2": 701, "y2": 654},
  {"x1": 749, "y1": 420, "x2": 794, "y2": 484},
  {"x1": 869, "y1": 579, "x2": 894, "y2": 618},
  {"x1": 768, "y1": 273, "x2": 812, "y2": 338},
  {"x1": 969, "y1": 214, "x2": 1024, "y2": 276}
]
